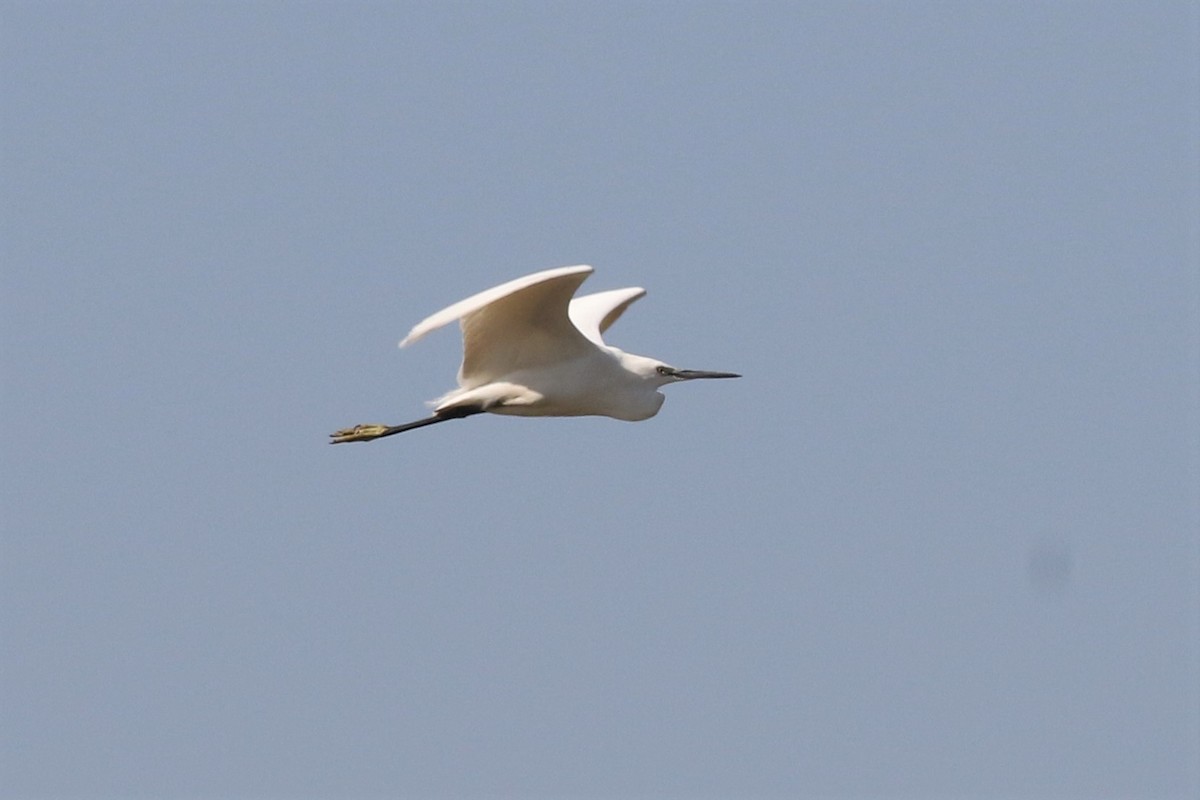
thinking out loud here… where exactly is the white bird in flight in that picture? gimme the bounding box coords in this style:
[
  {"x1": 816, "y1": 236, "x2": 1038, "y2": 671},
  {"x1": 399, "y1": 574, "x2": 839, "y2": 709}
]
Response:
[{"x1": 330, "y1": 265, "x2": 739, "y2": 443}]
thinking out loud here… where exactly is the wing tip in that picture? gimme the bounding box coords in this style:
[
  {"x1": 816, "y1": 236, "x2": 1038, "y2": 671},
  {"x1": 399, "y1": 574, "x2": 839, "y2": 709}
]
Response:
[{"x1": 398, "y1": 331, "x2": 421, "y2": 348}]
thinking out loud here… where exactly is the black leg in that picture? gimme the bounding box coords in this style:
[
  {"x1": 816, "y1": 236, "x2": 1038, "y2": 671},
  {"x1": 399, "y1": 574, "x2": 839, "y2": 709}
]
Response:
[{"x1": 329, "y1": 405, "x2": 485, "y2": 444}]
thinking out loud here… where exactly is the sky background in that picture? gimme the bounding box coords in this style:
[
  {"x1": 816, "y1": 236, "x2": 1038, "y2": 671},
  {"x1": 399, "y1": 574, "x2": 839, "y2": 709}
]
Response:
[{"x1": 2, "y1": 2, "x2": 1198, "y2": 798}]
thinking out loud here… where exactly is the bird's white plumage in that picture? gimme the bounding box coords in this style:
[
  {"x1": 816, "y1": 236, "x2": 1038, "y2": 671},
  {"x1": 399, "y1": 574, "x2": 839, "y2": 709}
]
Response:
[
  {"x1": 568, "y1": 286, "x2": 647, "y2": 346},
  {"x1": 400, "y1": 265, "x2": 598, "y2": 389},
  {"x1": 400, "y1": 265, "x2": 650, "y2": 391},
  {"x1": 326, "y1": 264, "x2": 737, "y2": 442},
  {"x1": 399, "y1": 265, "x2": 592, "y2": 348}
]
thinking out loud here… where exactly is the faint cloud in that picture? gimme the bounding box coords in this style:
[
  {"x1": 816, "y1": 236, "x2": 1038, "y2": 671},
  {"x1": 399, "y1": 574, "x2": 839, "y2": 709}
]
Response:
[{"x1": 1026, "y1": 539, "x2": 1073, "y2": 600}]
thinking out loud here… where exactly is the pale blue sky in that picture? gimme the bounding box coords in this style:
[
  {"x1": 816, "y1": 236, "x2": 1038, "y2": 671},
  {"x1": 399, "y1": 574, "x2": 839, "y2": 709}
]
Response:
[{"x1": 3, "y1": 2, "x2": 1198, "y2": 798}]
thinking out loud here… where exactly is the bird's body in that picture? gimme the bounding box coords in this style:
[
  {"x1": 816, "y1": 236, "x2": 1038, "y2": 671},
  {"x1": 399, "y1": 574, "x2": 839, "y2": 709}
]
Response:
[
  {"x1": 331, "y1": 265, "x2": 738, "y2": 443},
  {"x1": 436, "y1": 348, "x2": 666, "y2": 422}
]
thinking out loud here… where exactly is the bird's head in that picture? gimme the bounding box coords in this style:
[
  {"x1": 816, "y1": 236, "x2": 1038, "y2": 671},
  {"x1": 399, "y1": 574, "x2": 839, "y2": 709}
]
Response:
[{"x1": 624, "y1": 353, "x2": 741, "y2": 388}]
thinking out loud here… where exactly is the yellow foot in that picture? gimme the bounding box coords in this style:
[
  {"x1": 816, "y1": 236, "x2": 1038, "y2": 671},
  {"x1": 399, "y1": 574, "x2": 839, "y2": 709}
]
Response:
[{"x1": 329, "y1": 423, "x2": 392, "y2": 444}]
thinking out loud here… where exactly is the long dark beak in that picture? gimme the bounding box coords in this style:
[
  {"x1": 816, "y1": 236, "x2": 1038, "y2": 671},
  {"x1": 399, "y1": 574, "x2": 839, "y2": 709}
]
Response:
[{"x1": 673, "y1": 369, "x2": 741, "y2": 380}]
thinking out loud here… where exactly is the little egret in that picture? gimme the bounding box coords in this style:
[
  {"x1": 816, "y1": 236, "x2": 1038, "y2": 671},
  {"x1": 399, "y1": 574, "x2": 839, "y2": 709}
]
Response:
[{"x1": 330, "y1": 265, "x2": 739, "y2": 443}]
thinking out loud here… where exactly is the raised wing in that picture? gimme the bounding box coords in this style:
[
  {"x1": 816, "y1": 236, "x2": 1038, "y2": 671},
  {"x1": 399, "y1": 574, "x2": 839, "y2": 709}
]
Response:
[
  {"x1": 400, "y1": 265, "x2": 597, "y2": 388},
  {"x1": 568, "y1": 287, "x2": 646, "y2": 346}
]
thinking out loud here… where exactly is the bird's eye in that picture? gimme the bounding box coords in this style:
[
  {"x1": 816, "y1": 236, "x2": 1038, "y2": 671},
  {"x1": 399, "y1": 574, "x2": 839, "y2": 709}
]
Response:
[{"x1": 656, "y1": 366, "x2": 673, "y2": 376}]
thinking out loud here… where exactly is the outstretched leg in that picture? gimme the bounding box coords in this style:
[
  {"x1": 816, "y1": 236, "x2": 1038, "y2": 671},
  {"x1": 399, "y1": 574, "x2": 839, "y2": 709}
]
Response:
[{"x1": 329, "y1": 405, "x2": 484, "y2": 444}]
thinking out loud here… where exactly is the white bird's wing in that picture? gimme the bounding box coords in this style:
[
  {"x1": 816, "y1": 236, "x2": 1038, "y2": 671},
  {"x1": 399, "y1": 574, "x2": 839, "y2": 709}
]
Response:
[
  {"x1": 568, "y1": 287, "x2": 647, "y2": 346},
  {"x1": 400, "y1": 265, "x2": 597, "y2": 388}
]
